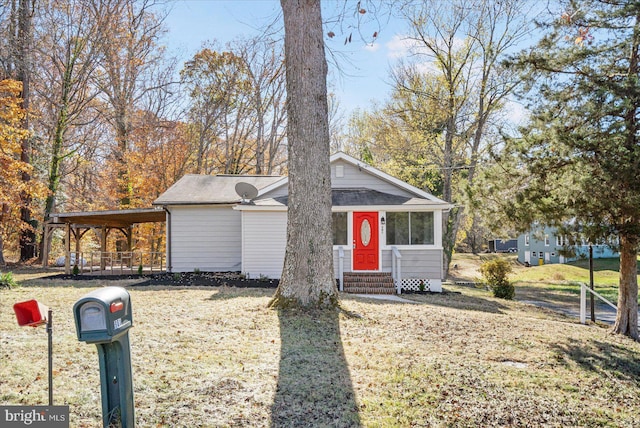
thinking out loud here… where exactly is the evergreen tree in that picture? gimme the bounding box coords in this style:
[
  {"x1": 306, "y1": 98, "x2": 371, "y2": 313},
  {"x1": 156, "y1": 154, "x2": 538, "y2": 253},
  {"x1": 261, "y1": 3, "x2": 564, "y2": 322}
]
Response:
[{"x1": 497, "y1": 0, "x2": 640, "y2": 339}]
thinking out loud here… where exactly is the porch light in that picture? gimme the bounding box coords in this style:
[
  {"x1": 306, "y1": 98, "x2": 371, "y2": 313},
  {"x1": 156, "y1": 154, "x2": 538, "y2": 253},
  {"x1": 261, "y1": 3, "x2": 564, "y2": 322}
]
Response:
[{"x1": 380, "y1": 216, "x2": 385, "y2": 226}]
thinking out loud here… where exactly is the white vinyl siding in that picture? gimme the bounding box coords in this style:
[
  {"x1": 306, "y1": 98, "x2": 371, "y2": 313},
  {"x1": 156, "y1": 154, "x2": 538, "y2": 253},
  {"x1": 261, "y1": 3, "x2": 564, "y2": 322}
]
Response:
[
  {"x1": 381, "y1": 249, "x2": 443, "y2": 279},
  {"x1": 169, "y1": 205, "x2": 241, "y2": 272},
  {"x1": 261, "y1": 159, "x2": 419, "y2": 200},
  {"x1": 331, "y1": 160, "x2": 415, "y2": 197},
  {"x1": 261, "y1": 185, "x2": 288, "y2": 199},
  {"x1": 241, "y1": 211, "x2": 287, "y2": 279}
]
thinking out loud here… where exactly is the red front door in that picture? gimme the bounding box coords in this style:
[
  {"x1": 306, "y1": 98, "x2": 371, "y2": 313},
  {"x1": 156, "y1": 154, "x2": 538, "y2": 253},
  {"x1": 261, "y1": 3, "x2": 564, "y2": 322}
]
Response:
[{"x1": 353, "y1": 212, "x2": 379, "y2": 270}]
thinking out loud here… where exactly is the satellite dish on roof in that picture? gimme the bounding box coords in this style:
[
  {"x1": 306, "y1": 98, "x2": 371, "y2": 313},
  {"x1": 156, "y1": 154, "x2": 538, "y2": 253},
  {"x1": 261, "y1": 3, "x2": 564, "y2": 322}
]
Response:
[{"x1": 235, "y1": 182, "x2": 258, "y2": 203}]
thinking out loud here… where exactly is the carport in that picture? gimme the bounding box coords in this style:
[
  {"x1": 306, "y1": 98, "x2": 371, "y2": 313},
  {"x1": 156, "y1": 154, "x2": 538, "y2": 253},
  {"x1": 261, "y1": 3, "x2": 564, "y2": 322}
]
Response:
[{"x1": 43, "y1": 208, "x2": 166, "y2": 274}]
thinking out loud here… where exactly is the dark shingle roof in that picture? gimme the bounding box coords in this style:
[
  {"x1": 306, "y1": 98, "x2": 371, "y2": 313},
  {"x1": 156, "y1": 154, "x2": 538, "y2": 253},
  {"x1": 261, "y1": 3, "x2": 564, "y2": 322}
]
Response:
[{"x1": 252, "y1": 188, "x2": 438, "y2": 207}]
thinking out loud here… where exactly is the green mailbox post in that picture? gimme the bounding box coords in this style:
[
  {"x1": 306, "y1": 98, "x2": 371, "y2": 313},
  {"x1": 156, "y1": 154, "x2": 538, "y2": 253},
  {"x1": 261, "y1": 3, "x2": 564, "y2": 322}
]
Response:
[{"x1": 73, "y1": 287, "x2": 134, "y2": 427}]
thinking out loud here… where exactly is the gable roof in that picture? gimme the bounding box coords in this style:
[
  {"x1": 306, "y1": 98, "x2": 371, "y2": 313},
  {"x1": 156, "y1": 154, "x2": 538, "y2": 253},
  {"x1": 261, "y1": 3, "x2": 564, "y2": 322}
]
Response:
[
  {"x1": 153, "y1": 174, "x2": 284, "y2": 205},
  {"x1": 153, "y1": 152, "x2": 452, "y2": 209},
  {"x1": 256, "y1": 152, "x2": 451, "y2": 206}
]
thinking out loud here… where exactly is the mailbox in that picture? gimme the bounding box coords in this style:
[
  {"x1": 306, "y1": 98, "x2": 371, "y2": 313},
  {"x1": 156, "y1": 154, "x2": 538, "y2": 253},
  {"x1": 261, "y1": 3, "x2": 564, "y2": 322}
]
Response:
[
  {"x1": 73, "y1": 286, "x2": 135, "y2": 427},
  {"x1": 73, "y1": 287, "x2": 132, "y2": 344}
]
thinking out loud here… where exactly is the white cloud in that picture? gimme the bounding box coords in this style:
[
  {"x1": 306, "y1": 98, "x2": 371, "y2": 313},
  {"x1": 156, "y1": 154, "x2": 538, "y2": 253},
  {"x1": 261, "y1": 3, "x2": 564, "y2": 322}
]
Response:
[
  {"x1": 385, "y1": 34, "x2": 418, "y2": 59},
  {"x1": 363, "y1": 42, "x2": 381, "y2": 53}
]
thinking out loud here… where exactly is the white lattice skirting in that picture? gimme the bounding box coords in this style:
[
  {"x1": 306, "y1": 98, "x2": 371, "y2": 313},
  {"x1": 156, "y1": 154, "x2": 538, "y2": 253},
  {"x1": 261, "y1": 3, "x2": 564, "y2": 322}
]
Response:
[{"x1": 397, "y1": 278, "x2": 443, "y2": 293}]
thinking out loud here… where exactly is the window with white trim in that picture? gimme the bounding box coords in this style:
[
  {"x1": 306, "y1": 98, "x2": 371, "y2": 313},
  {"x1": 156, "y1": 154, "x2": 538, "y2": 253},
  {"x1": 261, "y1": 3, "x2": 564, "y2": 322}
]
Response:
[
  {"x1": 332, "y1": 212, "x2": 347, "y2": 245},
  {"x1": 386, "y1": 212, "x2": 434, "y2": 245},
  {"x1": 524, "y1": 234, "x2": 530, "y2": 246},
  {"x1": 544, "y1": 234, "x2": 550, "y2": 246}
]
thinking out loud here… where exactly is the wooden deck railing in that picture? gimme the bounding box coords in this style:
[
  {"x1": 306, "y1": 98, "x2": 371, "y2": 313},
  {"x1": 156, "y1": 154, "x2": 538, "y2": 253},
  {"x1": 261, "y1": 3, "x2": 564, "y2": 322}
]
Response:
[{"x1": 62, "y1": 251, "x2": 165, "y2": 275}]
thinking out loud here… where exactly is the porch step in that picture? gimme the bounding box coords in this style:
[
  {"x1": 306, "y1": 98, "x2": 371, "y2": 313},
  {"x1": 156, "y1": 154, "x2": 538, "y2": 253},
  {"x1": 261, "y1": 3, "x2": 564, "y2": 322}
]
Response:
[{"x1": 342, "y1": 272, "x2": 396, "y2": 295}]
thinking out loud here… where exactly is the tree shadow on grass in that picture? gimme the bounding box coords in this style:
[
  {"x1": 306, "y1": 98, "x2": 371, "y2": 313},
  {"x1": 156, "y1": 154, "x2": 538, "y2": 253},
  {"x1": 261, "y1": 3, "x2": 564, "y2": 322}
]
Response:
[
  {"x1": 378, "y1": 290, "x2": 510, "y2": 315},
  {"x1": 270, "y1": 307, "x2": 361, "y2": 428},
  {"x1": 551, "y1": 338, "x2": 640, "y2": 383}
]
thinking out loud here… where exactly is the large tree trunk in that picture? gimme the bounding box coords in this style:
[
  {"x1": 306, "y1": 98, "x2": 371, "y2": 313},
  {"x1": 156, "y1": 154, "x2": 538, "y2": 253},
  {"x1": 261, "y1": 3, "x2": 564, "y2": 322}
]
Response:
[
  {"x1": 442, "y1": 206, "x2": 462, "y2": 279},
  {"x1": 0, "y1": 234, "x2": 5, "y2": 266},
  {"x1": 270, "y1": 0, "x2": 337, "y2": 308},
  {"x1": 614, "y1": 17, "x2": 640, "y2": 341},
  {"x1": 613, "y1": 234, "x2": 639, "y2": 340},
  {"x1": 17, "y1": 0, "x2": 35, "y2": 261}
]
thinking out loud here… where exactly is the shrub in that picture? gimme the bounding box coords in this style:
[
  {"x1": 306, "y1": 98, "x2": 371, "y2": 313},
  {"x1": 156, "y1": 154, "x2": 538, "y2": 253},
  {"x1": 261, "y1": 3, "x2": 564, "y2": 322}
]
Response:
[
  {"x1": 138, "y1": 264, "x2": 144, "y2": 275},
  {"x1": 72, "y1": 264, "x2": 80, "y2": 276},
  {"x1": 0, "y1": 272, "x2": 18, "y2": 289},
  {"x1": 480, "y1": 258, "x2": 514, "y2": 300}
]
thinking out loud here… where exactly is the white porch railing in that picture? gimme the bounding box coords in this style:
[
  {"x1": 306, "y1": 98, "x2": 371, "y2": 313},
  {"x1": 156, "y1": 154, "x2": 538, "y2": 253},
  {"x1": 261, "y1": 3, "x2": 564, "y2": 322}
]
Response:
[
  {"x1": 391, "y1": 246, "x2": 402, "y2": 295},
  {"x1": 579, "y1": 282, "x2": 617, "y2": 324},
  {"x1": 338, "y1": 246, "x2": 345, "y2": 291}
]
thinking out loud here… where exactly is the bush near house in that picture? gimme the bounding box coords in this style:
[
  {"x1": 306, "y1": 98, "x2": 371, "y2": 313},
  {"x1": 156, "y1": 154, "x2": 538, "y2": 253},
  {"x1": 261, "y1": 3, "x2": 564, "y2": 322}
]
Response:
[{"x1": 480, "y1": 258, "x2": 515, "y2": 299}]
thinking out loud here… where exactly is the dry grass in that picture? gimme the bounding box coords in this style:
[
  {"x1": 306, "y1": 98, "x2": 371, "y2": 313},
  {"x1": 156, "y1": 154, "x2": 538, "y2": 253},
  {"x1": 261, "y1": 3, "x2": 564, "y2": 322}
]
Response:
[{"x1": 2, "y1": 278, "x2": 640, "y2": 427}]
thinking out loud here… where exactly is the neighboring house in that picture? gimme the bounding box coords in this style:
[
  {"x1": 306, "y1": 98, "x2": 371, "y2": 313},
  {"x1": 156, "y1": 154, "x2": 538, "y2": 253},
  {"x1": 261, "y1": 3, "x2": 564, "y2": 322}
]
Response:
[
  {"x1": 517, "y1": 225, "x2": 618, "y2": 265},
  {"x1": 153, "y1": 152, "x2": 453, "y2": 292}
]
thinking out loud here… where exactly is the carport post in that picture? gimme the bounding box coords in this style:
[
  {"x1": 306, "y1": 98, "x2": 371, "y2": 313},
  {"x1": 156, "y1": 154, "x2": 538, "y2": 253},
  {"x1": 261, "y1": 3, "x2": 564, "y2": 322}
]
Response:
[
  {"x1": 100, "y1": 226, "x2": 108, "y2": 271},
  {"x1": 65, "y1": 223, "x2": 71, "y2": 275},
  {"x1": 74, "y1": 226, "x2": 81, "y2": 272}
]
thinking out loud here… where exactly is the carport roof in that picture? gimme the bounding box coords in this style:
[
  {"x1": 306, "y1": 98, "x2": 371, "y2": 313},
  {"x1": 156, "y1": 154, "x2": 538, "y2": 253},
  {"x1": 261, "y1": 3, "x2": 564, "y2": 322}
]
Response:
[{"x1": 49, "y1": 208, "x2": 166, "y2": 228}]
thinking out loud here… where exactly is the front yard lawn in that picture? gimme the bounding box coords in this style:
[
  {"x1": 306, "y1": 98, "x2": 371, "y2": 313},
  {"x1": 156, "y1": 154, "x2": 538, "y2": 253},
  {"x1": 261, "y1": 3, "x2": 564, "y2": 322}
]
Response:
[{"x1": 2, "y1": 277, "x2": 640, "y2": 427}]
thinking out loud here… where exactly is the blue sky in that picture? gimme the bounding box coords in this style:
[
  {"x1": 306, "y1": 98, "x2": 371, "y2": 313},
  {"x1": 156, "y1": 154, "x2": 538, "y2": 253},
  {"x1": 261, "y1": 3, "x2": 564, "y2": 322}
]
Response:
[{"x1": 163, "y1": 0, "x2": 410, "y2": 116}]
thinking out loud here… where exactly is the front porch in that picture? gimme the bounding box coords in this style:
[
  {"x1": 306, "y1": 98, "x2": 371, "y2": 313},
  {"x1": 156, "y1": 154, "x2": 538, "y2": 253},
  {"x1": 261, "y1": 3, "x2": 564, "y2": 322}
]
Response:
[{"x1": 336, "y1": 245, "x2": 443, "y2": 294}]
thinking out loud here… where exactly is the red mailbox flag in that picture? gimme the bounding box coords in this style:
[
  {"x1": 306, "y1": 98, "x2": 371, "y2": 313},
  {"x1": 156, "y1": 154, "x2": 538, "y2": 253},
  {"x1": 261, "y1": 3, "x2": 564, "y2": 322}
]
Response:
[{"x1": 13, "y1": 300, "x2": 49, "y2": 327}]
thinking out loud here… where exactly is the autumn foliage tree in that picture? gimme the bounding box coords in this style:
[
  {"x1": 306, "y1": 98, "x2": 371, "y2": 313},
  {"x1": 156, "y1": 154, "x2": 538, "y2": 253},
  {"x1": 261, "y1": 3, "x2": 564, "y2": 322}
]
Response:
[
  {"x1": 0, "y1": 80, "x2": 45, "y2": 264},
  {"x1": 181, "y1": 38, "x2": 287, "y2": 175},
  {"x1": 181, "y1": 48, "x2": 257, "y2": 174},
  {"x1": 92, "y1": 0, "x2": 170, "y2": 208},
  {"x1": 31, "y1": 0, "x2": 104, "y2": 259}
]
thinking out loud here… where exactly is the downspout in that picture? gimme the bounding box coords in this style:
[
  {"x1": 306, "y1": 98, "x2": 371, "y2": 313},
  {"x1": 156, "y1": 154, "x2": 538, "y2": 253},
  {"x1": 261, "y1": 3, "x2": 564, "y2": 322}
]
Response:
[{"x1": 163, "y1": 206, "x2": 172, "y2": 273}]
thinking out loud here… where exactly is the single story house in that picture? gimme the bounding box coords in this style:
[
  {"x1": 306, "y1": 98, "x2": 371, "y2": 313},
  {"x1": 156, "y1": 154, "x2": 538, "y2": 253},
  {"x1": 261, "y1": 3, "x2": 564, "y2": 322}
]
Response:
[
  {"x1": 153, "y1": 152, "x2": 453, "y2": 292},
  {"x1": 517, "y1": 225, "x2": 618, "y2": 265}
]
